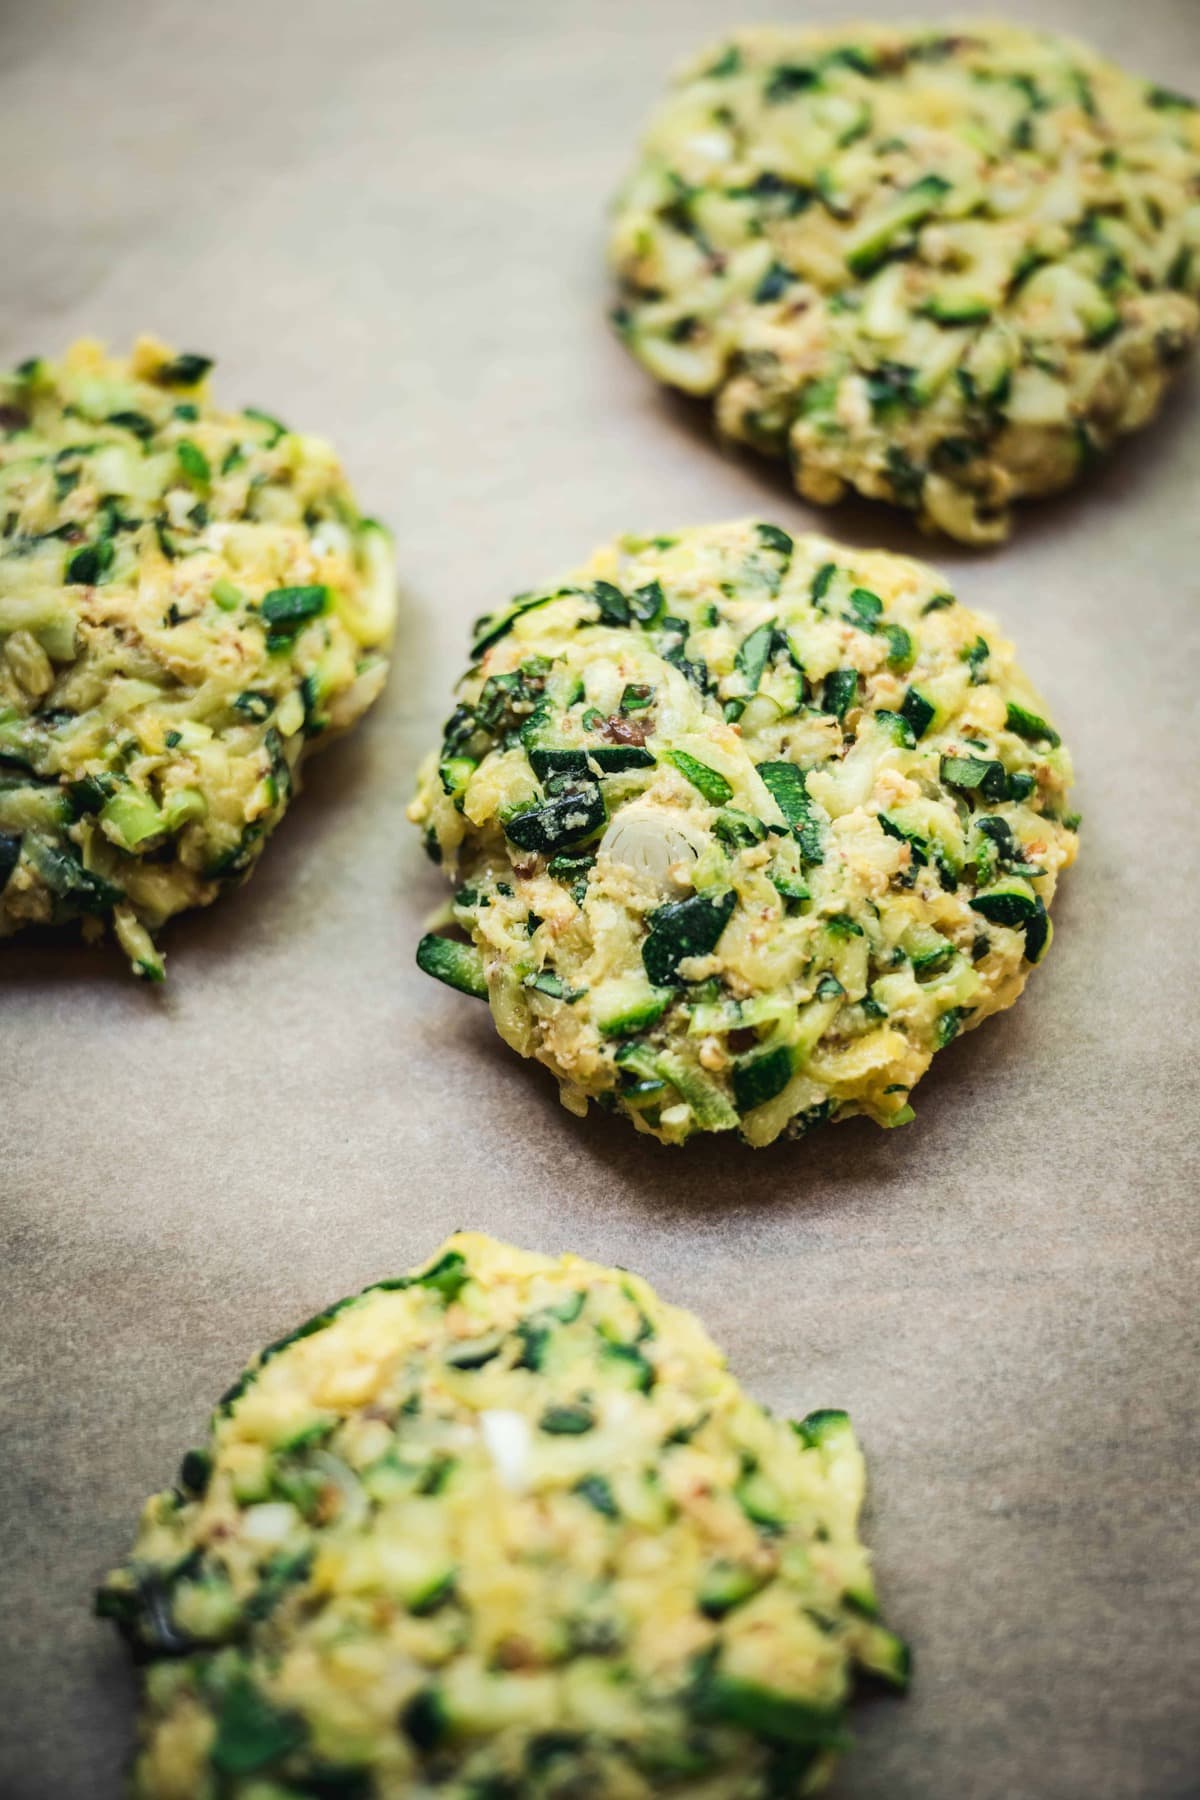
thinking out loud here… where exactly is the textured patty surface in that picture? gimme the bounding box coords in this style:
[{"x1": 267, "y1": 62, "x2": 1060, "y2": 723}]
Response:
[
  {"x1": 0, "y1": 338, "x2": 396, "y2": 976},
  {"x1": 98, "y1": 1233, "x2": 906, "y2": 1799},
  {"x1": 410, "y1": 521, "x2": 1077, "y2": 1147},
  {"x1": 610, "y1": 22, "x2": 1200, "y2": 542}
]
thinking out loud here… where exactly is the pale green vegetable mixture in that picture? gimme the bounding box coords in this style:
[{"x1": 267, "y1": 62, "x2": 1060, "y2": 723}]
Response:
[
  {"x1": 99, "y1": 1232, "x2": 906, "y2": 1799},
  {"x1": 0, "y1": 338, "x2": 396, "y2": 977},
  {"x1": 411, "y1": 520, "x2": 1077, "y2": 1147},
  {"x1": 611, "y1": 22, "x2": 1200, "y2": 541}
]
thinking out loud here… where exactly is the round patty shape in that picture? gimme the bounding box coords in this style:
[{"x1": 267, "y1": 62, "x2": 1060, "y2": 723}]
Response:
[
  {"x1": 98, "y1": 1232, "x2": 907, "y2": 1799},
  {"x1": 0, "y1": 338, "x2": 396, "y2": 977},
  {"x1": 410, "y1": 520, "x2": 1077, "y2": 1147},
  {"x1": 610, "y1": 23, "x2": 1200, "y2": 543}
]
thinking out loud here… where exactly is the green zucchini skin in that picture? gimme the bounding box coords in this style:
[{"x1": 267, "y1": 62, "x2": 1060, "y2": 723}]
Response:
[
  {"x1": 99, "y1": 1234, "x2": 906, "y2": 1799},
  {"x1": 610, "y1": 23, "x2": 1200, "y2": 543},
  {"x1": 411, "y1": 521, "x2": 1077, "y2": 1147},
  {"x1": 416, "y1": 933, "x2": 488, "y2": 999}
]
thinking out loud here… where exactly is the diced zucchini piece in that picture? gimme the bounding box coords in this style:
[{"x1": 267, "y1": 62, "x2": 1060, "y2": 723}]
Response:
[
  {"x1": 539, "y1": 1402, "x2": 595, "y2": 1435},
  {"x1": 211, "y1": 576, "x2": 243, "y2": 612},
  {"x1": 527, "y1": 742, "x2": 654, "y2": 779},
  {"x1": 940, "y1": 753, "x2": 1008, "y2": 801},
  {"x1": 176, "y1": 439, "x2": 210, "y2": 486},
  {"x1": 642, "y1": 889, "x2": 736, "y2": 985},
  {"x1": 732, "y1": 1044, "x2": 795, "y2": 1114},
  {"x1": 771, "y1": 869, "x2": 810, "y2": 907},
  {"x1": 844, "y1": 174, "x2": 951, "y2": 277},
  {"x1": 622, "y1": 319, "x2": 727, "y2": 394},
  {"x1": 574, "y1": 1473, "x2": 620, "y2": 1517},
  {"x1": 408, "y1": 1567, "x2": 458, "y2": 1617},
  {"x1": 65, "y1": 539, "x2": 115, "y2": 586},
  {"x1": 687, "y1": 991, "x2": 793, "y2": 1037},
  {"x1": 759, "y1": 662, "x2": 804, "y2": 714},
  {"x1": 416, "y1": 933, "x2": 488, "y2": 999},
  {"x1": 595, "y1": 976, "x2": 672, "y2": 1037},
  {"x1": 906, "y1": 932, "x2": 954, "y2": 975},
  {"x1": 758, "y1": 761, "x2": 824, "y2": 862},
  {"x1": 935, "y1": 1005, "x2": 972, "y2": 1048},
  {"x1": 1005, "y1": 700, "x2": 1060, "y2": 746},
  {"x1": 154, "y1": 352, "x2": 213, "y2": 387},
  {"x1": 922, "y1": 292, "x2": 992, "y2": 325},
  {"x1": 846, "y1": 587, "x2": 882, "y2": 632},
  {"x1": 346, "y1": 518, "x2": 398, "y2": 645},
  {"x1": 1022, "y1": 897, "x2": 1051, "y2": 963},
  {"x1": 113, "y1": 906, "x2": 164, "y2": 982},
  {"x1": 26, "y1": 835, "x2": 122, "y2": 913},
  {"x1": 875, "y1": 710, "x2": 916, "y2": 749},
  {"x1": 653, "y1": 1049, "x2": 738, "y2": 1131},
  {"x1": 692, "y1": 1671, "x2": 850, "y2": 1749},
  {"x1": 504, "y1": 780, "x2": 606, "y2": 855},
  {"x1": 756, "y1": 525, "x2": 793, "y2": 559},
  {"x1": 599, "y1": 1339, "x2": 656, "y2": 1392},
  {"x1": 796, "y1": 1406, "x2": 846, "y2": 1446},
  {"x1": 439, "y1": 755, "x2": 475, "y2": 798},
  {"x1": 853, "y1": 1621, "x2": 913, "y2": 1690},
  {"x1": 444, "y1": 1332, "x2": 505, "y2": 1371},
  {"x1": 884, "y1": 623, "x2": 914, "y2": 672},
  {"x1": 735, "y1": 621, "x2": 774, "y2": 692},
  {"x1": 210, "y1": 1675, "x2": 306, "y2": 1776},
  {"x1": 588, "y1": 743, "x2": 657, "y2": 774},
  {"x1": 100, "y1": 787, "x2": 163, "y2": 849},
  {"x1": 401, "y1": 1685, "x2": 449, "y2": 1751},
  {"x1": 614, "y1": 1040, "x2": 662, "y2": 1085},
  {"x1": 665, "y1": 749, "x2": 734, "y2": 806},
  {"x1": 968, "y1": 880, "x2": 1039, "y2": 928},
  {"x1": 823, "y1": 668, "x2": 858, "y2": 718},
  {"x1": 810, "y1": 561, "x2": 837, "y2": 603},
  {"x1": 714, "y1": 807, "x2": 768, "y2": 850},
  {"x1": 900, "y1": 687, "x2": 935, "y2": 739},
  {"x1": 862, "y1": 261, "x2": 911, "y2": 341},
  {"x1": 698, "y1": 1560, "x2": 769, "y2": 1619},
  {"x1": 622, "y1": 1076, "x2": 668, "y2": 1110},
  {"x1": 259, "y1": 584, "x2": 329, "y2": 636},
  {"x1": 371, "y1": 1247, "x2": 471, "y2": 1305},
  {"x1": 735, "y1": 1464, "x2": 787, "y2": 1531}
]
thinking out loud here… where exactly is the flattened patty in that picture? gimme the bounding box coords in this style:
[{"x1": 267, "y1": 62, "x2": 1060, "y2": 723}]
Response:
[
  {"x1": 99, "y1": 1232, "x2": 906, "y2": 1798},
  {"x1": 610, "y1": 23, "x2": 1200, "y2": 542},
  {"x1": 0, "y1": 337, "x2": 396, "y2": 976},
  {"x1": 410, "y1": 520, "x2": 1077, "y2": 1146}
]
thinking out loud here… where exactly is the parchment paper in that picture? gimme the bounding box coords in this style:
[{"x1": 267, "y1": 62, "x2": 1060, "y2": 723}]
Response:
[{"x1": 1, "y1": 2, "x2": 1197, "y2": 1796}]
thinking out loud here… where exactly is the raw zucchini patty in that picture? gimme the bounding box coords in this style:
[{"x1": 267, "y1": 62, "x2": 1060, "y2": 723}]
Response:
[
  {"x1": 0, "y1": 338, "x2": 396, "y2": 977},
  {"x1": 98, "y1": 1233, "x2": 906, "y2": 1799},
  {"x1": 410, "y1": 520, "x2": 1077, "y2": 1147},
  {"x1": 610, "y1": 22, "x2": 1200, "y2": 542}
]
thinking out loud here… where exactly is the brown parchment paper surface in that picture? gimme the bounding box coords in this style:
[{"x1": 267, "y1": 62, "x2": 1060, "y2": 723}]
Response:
[{"x1": 1, "y1": 2, "x2": 1197, "y2": 1795}]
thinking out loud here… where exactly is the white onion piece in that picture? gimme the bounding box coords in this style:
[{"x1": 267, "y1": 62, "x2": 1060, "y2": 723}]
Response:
[
  {"x1": 241, "y1": 1502, "x2": 300, "y2": 1545},
  {"x1": 310, "y1": 1450, "x2": 369, "y2": 1529},
  {"x1": 480, "y1": 1409, "x2": 533, "y2": 1492},
  {"x1": 600, "y1": 809, "x2": 700, "y2": 890}
]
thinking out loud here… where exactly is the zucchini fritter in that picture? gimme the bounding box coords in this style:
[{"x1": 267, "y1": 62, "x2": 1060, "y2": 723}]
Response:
[
  {"x1": 411, "y1": 521, "x2": 1077, "y2": 1146},
  {"x1": 0, "y1": 338, "x2": 396, "y2": 976},
  {"x1": 610, "y1": 23, "x2": 1200, "y2": 542},
  {"x1": 99, "y1": 1233, "x2": 906, "y2": 1798}
]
